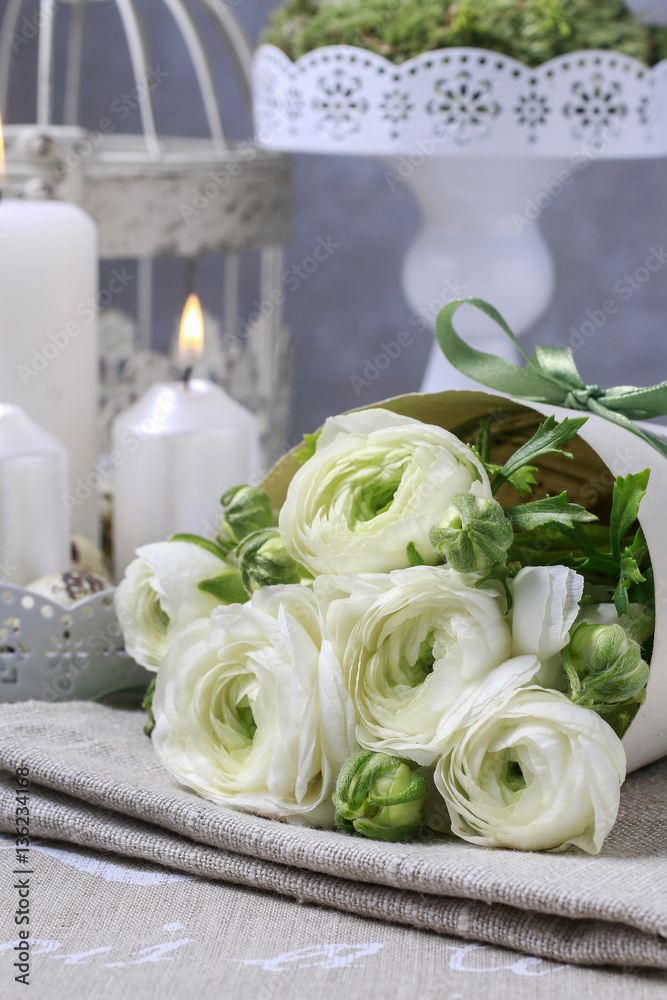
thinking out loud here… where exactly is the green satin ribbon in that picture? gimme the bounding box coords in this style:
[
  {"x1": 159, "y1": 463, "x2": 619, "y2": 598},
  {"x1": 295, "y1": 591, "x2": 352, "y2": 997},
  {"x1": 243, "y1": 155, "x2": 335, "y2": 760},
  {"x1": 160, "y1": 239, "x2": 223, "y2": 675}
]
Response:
[{"x1": 435, "y1": 297, "x2": 667, "y2": 461}]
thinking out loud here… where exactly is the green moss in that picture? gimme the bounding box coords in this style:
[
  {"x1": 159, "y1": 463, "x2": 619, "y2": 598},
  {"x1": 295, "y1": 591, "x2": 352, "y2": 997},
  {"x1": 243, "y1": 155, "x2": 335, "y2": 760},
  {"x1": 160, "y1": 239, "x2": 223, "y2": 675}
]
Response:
[{"x1": 264, "y1": 0, "x2": 667, "y2": 67}]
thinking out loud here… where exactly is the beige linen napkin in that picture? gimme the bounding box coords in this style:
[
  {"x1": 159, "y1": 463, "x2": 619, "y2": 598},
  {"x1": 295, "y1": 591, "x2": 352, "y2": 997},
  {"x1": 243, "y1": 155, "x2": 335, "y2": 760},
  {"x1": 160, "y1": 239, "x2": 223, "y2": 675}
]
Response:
[
  {"x1": 2, "y1": 833, "x2": 667, "y2": 1000},
  {"x1": 0, "y1": 701, "x2": 666, "y2": 970}
]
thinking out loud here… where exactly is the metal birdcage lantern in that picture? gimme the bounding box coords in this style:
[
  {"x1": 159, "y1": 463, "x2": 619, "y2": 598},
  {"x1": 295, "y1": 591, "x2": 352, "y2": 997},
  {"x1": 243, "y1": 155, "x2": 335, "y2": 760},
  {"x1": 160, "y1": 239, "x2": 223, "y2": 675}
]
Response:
[{"x1": 0, "y1": 0, "x2": 294, "y2": 464}]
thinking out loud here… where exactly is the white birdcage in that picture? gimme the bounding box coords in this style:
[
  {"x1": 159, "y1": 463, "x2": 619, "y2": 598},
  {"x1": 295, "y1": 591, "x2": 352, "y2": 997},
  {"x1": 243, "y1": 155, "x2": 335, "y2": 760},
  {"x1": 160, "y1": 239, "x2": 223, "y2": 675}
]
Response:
[{"x1": 0, "y1": 0, "x2": 294, "y2": 464}]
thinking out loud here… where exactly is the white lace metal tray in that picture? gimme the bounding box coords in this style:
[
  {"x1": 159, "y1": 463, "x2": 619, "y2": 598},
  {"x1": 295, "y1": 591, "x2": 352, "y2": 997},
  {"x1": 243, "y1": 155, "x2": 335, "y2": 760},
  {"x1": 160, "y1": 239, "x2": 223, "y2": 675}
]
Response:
[
  {"x1": 254, "y1": 44, "x2": 667, "y2": 156},
  {"x1": 0, "y1": 585, "x2": 151, "y2": 702}
]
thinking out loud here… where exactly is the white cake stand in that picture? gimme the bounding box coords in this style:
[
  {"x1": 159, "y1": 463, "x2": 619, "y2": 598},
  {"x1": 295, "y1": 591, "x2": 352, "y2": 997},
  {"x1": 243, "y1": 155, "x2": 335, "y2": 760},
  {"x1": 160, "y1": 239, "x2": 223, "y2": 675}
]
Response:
[{"x1": 254, "y1": 43, "x2": 667, "y2": 390}]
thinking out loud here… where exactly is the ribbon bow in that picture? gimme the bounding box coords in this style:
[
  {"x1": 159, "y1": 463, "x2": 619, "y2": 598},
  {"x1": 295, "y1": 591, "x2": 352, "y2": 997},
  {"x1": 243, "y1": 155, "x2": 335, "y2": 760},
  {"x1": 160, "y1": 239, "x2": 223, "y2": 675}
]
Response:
[{"x1": 435, "y1": 298, "x2": 667, "y2": 460}]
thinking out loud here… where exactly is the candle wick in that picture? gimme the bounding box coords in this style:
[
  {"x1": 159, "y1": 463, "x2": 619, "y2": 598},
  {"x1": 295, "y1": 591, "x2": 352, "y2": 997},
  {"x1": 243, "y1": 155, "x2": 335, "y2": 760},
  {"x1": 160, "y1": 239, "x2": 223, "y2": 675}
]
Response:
[{"x1": 182, "y1": 365, "x2": 193, "y2": 388}]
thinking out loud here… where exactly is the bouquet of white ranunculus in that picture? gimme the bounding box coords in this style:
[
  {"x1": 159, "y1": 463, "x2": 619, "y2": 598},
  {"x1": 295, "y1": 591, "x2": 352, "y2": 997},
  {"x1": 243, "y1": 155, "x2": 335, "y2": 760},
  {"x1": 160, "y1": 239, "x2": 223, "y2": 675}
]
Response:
[{"x1": 117, "y1": 390, "x2": 657, "y2": 854}]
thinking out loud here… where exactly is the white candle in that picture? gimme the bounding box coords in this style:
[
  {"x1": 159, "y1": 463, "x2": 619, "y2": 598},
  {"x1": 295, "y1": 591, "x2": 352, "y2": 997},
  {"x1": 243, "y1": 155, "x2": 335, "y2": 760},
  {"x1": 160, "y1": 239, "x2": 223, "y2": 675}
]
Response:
[
  {"x1": 0, "y1": 405, "x2": 69, "y2": 585},
  {"x1": 0, "y1": 199, "x2": 98, "y2": 540},
  {"x1": 111, "y1": 379, "x2": 259, "y2": 578}
]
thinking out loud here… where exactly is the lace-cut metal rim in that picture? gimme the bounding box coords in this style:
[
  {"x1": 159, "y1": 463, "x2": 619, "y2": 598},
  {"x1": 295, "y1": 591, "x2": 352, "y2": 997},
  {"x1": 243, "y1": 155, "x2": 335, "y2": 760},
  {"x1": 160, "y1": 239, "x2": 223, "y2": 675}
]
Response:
[
  {"x1": 0, "y1": 584, "x2": 151, "y2": 703},
  {"x1": 253, "y1": 44, "x2": 667, "y2": 157}
]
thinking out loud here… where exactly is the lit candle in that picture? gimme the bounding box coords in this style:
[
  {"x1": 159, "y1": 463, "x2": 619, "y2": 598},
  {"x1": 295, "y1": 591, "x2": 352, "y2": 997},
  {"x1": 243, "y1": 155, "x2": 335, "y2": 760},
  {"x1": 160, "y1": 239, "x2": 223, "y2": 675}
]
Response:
[
  {"x1": 178, "y1": 293, "x2": 205, "y2": 369},
  {"x1": 0, "y1": 405, "x2": 69, "y2": 585},
  {"x1": 0, "y1": 115, "x2": 99, "y2": 540},
  {"x1": 111, "y1": 294, "x2": 259, "y2": 578}
]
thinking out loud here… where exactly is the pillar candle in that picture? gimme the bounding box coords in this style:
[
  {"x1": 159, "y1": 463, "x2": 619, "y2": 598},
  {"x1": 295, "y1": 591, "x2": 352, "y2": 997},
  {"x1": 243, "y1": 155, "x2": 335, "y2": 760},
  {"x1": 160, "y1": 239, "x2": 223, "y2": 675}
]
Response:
[
  {"x1": 0, "y1": 405, "x2": 69, "y2": 585},
  {"x1": 112, "y1": 379, "x2": 259, "y2": 578},
  {"x1": 0, "y1": 199, "x2": 98, "y2": 540}
]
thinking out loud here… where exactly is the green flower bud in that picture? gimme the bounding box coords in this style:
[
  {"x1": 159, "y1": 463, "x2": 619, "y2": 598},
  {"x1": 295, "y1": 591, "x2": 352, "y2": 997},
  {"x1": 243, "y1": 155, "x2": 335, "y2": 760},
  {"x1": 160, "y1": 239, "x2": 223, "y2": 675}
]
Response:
[
  {"x1": 333, "y1": 750, "x2": 429, "y2": 843},
  {"x1": 626, "y1": 606, "x2": 655, "y2": 645},
  {"x1": 237, "y1": 528, "x2": 309, "y2": 593},
  {"x1": 220, "y1": 485, "x2": 274, "y2": 544},
  {"x1": 562, "y1": 622, "x2": 649, "y2": 736},
  {"x1": 429, "y1": 493, "x2": 513, "y2": 574}
]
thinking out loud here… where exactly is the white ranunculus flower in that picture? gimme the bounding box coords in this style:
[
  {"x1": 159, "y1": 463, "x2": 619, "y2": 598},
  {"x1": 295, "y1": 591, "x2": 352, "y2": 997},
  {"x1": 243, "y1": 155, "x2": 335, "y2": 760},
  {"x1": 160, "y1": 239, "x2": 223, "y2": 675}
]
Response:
[
  {"x1": 576, "y1": 603, "x2": 625, "y2": 627},
  {"x1": 575, "y1": 602, "x2": 646, "y2": 627},
  {"x1": 434, "y1": 657, "x2": 626, "y2": 853},
  {"x1": 316, "y1": 563, "x2": 584, "y2": 765},
  {"x1": 315, "y1": 565, "x2": 513, "y2": 765},
  {"x1": 510, "y1": 565, "x2": 583, "y2": 658},
  {"x1": 279, "y1": 408, "x2": 491, "y2": 576},
  {"x1": 152, "y1": 586, "x2": 358, "y2": 826},
  {"x1": 115, "y1": 541, "x2": 236, "y2": 671},
  {"x1": 510, "y1": 565, "x2": 583, "y2": 688}
]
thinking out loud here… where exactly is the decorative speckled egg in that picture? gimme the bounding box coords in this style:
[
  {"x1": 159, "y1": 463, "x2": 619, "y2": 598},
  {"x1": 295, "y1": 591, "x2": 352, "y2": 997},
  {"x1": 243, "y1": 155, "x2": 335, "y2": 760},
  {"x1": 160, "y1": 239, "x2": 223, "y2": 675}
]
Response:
[
  {"x1": 26, "y1": 571, "x2": 111, "y2": 607},
  {"x1": 70, "y1": 534, "x2": 111, "y2": 581}
]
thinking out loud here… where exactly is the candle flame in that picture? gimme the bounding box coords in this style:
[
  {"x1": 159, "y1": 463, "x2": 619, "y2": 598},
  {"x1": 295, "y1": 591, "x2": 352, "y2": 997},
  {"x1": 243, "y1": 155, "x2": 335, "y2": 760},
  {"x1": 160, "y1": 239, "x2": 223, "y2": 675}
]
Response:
[{"x1": 179, "y1": 293, "x2": 204, "y2": 360}]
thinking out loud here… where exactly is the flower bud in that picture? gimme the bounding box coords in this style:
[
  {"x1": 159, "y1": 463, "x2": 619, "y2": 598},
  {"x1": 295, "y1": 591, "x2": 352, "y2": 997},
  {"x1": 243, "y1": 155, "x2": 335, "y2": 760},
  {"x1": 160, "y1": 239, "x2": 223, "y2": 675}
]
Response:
[
  {"x1": 333, "y1": 750, "x2": 429, "y2": 842},
  {"x1": 237, "y1": 528, "x2": 309, "y2": 593},
  {"x1": 429, "y1": 493, "x2": 513, "y2": 574},
  {"x1": 562, "y1": 622, "x2": 649, "y2": 736},
  {"x1": 220, "y1": 485, "x2": 274, "y2": 544}
]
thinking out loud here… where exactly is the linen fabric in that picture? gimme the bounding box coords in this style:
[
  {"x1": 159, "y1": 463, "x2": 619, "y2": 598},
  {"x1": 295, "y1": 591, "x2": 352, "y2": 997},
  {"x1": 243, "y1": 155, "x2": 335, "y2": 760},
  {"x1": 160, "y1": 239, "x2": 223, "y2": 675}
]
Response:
[{"x1": 0, "y1": 701, "x2": 666, "y2": 974}]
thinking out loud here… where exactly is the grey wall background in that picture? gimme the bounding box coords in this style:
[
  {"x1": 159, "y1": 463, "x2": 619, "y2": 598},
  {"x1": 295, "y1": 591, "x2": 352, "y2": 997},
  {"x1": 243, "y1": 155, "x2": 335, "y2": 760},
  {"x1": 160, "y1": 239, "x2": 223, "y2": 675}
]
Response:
[{"x1": 2, "y1": 0, "x2": 666, "y2": 439}]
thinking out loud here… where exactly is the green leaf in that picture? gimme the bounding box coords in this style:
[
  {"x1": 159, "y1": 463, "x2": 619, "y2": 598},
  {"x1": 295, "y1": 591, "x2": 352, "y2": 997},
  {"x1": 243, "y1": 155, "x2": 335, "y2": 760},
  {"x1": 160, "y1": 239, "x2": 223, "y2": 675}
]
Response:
[
  {"x1": 620, "y1": 549, "x2": 646, "y2": 586},
  {"x1": 558, "y1": 522, "x2": 619, "y2": 576},
  {"x1": 613, "y1": 544, "x2": 647, "y2": 618},
  {"x1": 598, "y1": 696, "x2": 645, "y2": 739},
  {"x1": 627, "y1": 563, "x2": 655, "y2": 608},
  {"x1": 503, "y1": 464, "x2": 538, "y2": 496},
  {"x1": 508, "y1": 523, "x2": 610, "y2": 562},
  {"x1": 607, "y1": 472, "x2": 651, "y2": 616},
  {"x1": 142, "y1": 677, "x2": 156, "y2": 738},
  {"x1": 198, "y1": 568, "x2": 249, "y2": 605},
  {"x1": 491, "y1": 415, "x2": 588, "y2": 496},
  {"x1": 90, "y1": 683, "x2": 152, "y2": 703},
  {"x1": 474, "y1": 563, "x2": 513, "y2": 609},
  {"x1": 609, "y1": 470, "x2": 650, "y2": 562},
  {"x1": 627, "y1": 524, "x2": 650, "y2": 562},
  {"x1": 295, "y1": 431, "x2": 321, "y2": 465},
  {"x1": 476, "y1": 420, "x2": 492, "y2": 465},
  {"x1": 406, "y1": 542, "x2": 426, "y2": 566},
  {"x1": 613, "y1": 579, "x2": 631, "y2": 618},
  {"x1": 169, "y1": 533, "x2": 229, "y2": 561},
  {"x1": 507, "y1": 492, "x2": 598, "y2": 531}
]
